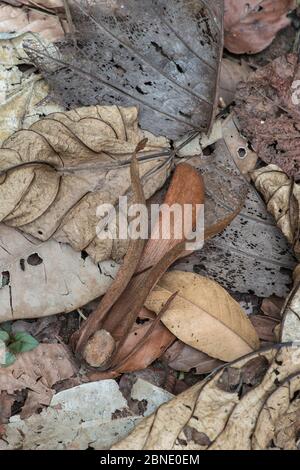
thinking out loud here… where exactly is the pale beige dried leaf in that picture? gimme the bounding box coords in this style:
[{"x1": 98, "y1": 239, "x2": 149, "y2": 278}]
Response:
[
  {"x1": 145, "y1": 271, "x2": 259, "y2": 362},
  {"x1": 252, "y1": 373, "x2": 300, "y2": 450},
  {"x1": 113, "y1": 345, "x2": 300, "y2": 450},
  {"x1": 0, "y1": 4, "x2": 67, "y2": 42},
  {"x1": 0, "y1": 104, "x2": 170, "y2": 263},
  {"x1": 252, "y1": 164, "x2": 300, "y2": 258},
  {"x1": 0, "y1": 224, "x2": 119, "y2": 321}
]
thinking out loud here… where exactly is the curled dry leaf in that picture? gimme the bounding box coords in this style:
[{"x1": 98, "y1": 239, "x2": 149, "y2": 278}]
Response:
[
  {"x1": 0, "y1": 4, "x2": 67, "y2": 42},
  {"x1": 174, "y1": 140, "x2": 296, "y2": 297},
  {"x1": 26, "y1": 0, "x2": 223, "y2": 139},
  {"x1": 0, "y1": 343, "x2": 77, "y2": 420},
  {"x1": 113, "y1": 344, "x2": 300, "y2": 450},
  {"x1": 224, "y1": 0, "x2": 295, "y2": 54},
  {"x1": 236, "y1": 54, "x2": 300, "y2": 180},
  {"x1": 252, "y1": 164, "x2": 300, "y2": 259},
  {"x1": 145, "y1": 271, "x2": 260, "y2": 362},
  {"x1": 252, "y1": 373, "x2": 300, "y2": 450},
  {"x1": 0, "y1": 105, "x2": 170, "y2": 263},
  {"x1": 281, "y1": 269, "x2": 300, "y2": 343}
]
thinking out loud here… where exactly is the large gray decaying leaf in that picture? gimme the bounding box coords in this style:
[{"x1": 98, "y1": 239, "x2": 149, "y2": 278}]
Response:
[
  {"x1": 174, "y1": 140, "x2": 296, "y2": 297},
  {"x1": 25, "y1": 0, "x2": 224, "y2": 139}
]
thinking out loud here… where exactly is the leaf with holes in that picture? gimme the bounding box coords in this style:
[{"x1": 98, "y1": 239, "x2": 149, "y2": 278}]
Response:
[{"x1": 25, "y1": 0, "x2": 223, "y2": 140}]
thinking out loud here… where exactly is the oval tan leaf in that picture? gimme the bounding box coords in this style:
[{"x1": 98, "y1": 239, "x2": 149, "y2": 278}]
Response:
[{"x1": 145, "y1": 271, "x2": 260, "y2": 362}]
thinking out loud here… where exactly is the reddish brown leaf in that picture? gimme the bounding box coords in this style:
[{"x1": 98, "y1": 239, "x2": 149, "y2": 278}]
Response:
[
  {"x1": 225, "y1": 0, "x2": 295, "y2": 54},
  {"x1": 236, "y1": 54, "x2": 300, "y2": 180}
]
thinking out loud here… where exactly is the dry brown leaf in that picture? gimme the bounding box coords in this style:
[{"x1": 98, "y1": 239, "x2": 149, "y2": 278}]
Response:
[
  {"x1": 0, "y1": 105, "x2": 170, "y2": 263},
  {"x1": 219, "y1": 58, "x2": 252, "y2": 106},
  {"x1": 224, "y1": 0, "x2": 295, "y2": 54},
  {"x1": 162, "y1": 340, "x2": 223, "y2": 375},
  {"x1": 0, "y1": 343, "x2": 77, "y2": 419},
  {"x1": 0, "y1": 4, "x2": 67, "y2": 42},
  {"x1": 113, "y1": 344, "x2": 300, "y2": 450},
  {"x1": 236, "y1": 54, "x2": 300, "y2": 180},
  {"x1": 252, "y1": 164, "x2": 300, "y2": 258},
  {"x1": 250, "y1": 315, "x2": 280, "y2": 343},
  {"x1": 144, "y1": 271, "x2": 260, "y2": 362},
  {"x1": 261, "y1": 296, "x2": 284, "y2": 319}
]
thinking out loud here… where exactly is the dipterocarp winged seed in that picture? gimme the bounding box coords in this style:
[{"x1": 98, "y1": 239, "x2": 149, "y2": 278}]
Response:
[
  {"x1": 145, "y1": 271, "x2": 260, "y2": 362},
  {"x1": 224, "y1": 0, "x2": 295, "y2": 54},
  {"x1": 112, "y1": 344, "x2": 300, "y2": 450},
  {"x1": 25, "y1": 0, "x2": 224, "y2": 139}
]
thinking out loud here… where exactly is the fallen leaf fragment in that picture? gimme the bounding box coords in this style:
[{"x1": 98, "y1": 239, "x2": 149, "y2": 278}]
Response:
[
  {"x1": 162, "y1": 340, "x2": 223, "y2": 375},
  {"x1": 236, "y1": 54, "x2": 300, "y2": 180},
  {"x1": 224, "y1": 0, "x2": 295, "y2": 54},
  {"x1": 252, "y1": 164, "x2": 300, "y2": 259},
  {"x1": 0, "y1": 343, "x2": 77, "y2": 419},
  {"x1": 0, "y1": 4, "x2": 67, "y2": 42},
  {"x1": 0, "y1": 33, "x2": 63, "y2": 145},
  {"x1": 219, "y1": 58, "x2": 252, "y2": 106},
  {"x1": 0, "y1": 378, "x2": 173, "y2": 449},
  {"x1": 145, "y1": 271, "x2": 260, "y2": 362},
  {"x1": 113, "y1": 344, "x2": 300, "y2": 450}
]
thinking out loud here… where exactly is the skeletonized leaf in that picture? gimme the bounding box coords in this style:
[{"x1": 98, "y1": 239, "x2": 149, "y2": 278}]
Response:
[
  {"x1": 112, "y1": 344, "x2": 300, "y2": 450},
  {"x1": 145, "y1": 271, "x2": 260, "y2": 362},
  {"x1": 25, "y1": 0, "x2": 223, "y2": 139}
]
